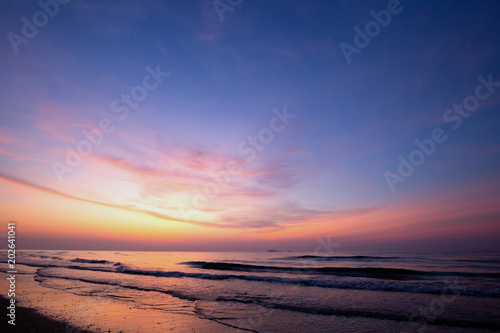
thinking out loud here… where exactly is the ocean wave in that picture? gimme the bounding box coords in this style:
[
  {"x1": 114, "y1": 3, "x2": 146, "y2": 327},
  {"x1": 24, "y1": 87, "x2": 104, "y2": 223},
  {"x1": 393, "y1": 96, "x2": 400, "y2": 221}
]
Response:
[
  {"x1": 184, "y1": 261, "x2": 425, "y2": 279},
  {"x1": 7, "y1": 256, "x2": 500, "y2": 286},
  {"x1": 182, "y1": 261, "x2": 500, "y2": 281},
  {"x1": 71, "y1": 258, "x2": 113, "y2": 264},
  {"x1": 281, "y1": 255, "x2": 401, "y2": 261},
  {"x1": 33, "y1": 264, "x2": 500, "y2": 298}
]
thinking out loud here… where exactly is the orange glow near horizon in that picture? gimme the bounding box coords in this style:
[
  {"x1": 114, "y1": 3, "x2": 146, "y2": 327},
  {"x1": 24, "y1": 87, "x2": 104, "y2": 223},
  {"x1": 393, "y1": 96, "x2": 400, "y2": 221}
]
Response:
[{"x1": 3, "y1": 172, "x2": 500, "y2": 251}]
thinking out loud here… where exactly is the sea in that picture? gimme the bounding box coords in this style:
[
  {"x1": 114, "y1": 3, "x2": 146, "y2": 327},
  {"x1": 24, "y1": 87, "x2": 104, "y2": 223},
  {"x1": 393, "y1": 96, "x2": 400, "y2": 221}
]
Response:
[{"x1": 2, "y1": 250, "x2": 500, "y2": 332}]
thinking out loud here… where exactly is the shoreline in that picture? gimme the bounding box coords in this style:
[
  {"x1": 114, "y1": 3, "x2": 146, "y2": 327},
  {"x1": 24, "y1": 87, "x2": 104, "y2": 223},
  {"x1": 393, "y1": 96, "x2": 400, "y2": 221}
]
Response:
[
  {"x1": 0, "y1": 268, "x2": 240, "y2": 332},
  {"x1": 0, "y1": 295, "x2": 95, "y2": 333}
]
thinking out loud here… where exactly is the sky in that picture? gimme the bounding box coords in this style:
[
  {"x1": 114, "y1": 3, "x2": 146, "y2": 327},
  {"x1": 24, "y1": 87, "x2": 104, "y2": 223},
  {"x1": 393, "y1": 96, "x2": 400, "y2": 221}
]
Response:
[{"x1": 0, "y1": 0, "x2": 499, "y2": 251}]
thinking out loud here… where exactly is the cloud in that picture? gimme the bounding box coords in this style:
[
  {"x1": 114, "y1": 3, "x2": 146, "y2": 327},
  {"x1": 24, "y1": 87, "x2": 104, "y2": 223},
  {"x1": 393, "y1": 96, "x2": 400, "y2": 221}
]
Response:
[
  {"x1": 218, "y1": 201, "x2": 378, "y2": 230},
  {"x1": 0, "y1": 170, "x2": 229, "y2": 228}
]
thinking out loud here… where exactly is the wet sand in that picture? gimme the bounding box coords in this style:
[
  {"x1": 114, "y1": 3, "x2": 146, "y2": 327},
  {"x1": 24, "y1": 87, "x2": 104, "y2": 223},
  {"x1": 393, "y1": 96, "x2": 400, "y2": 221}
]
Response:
[{"x1": 0, "y1": 269, "x2": 238, "y2": 332}]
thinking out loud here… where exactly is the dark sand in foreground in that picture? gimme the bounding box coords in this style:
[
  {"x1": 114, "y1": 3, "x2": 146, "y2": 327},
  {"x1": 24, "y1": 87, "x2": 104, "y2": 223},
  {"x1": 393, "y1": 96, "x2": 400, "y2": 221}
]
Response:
[{"x1": 1, "y1": 295, "x2": 94, "y2": 333}]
